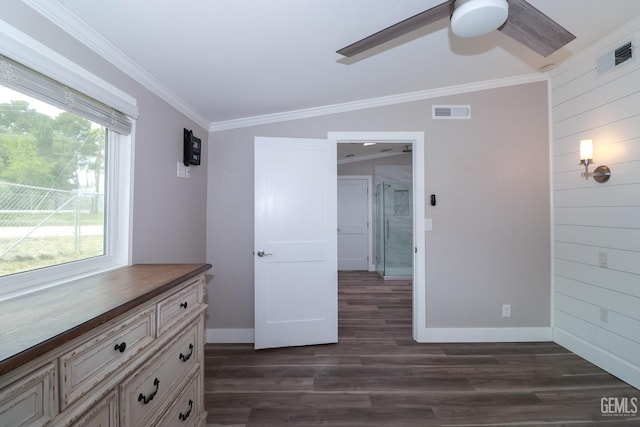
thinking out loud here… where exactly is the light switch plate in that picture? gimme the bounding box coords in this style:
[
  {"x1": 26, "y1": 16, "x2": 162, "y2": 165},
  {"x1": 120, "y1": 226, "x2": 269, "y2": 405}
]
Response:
[
  {"x1": 425, "y1": 218, "x2": 433, "y2": 231},
  {"x1": 177, "y1": 161, "x2": 190, "y2": 179}
]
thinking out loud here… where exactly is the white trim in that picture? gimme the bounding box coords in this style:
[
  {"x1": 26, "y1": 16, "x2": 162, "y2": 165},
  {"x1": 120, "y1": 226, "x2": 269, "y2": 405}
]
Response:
[
  {"x1": 554, "y1": 327, "x2": 640, "y2": 389},
  {"x1": 424, "y1": 327, "x2": 553, "y2": 343},
  {"x1": 337, "y1": 175, "x2": 374, "y2": 272},
  {"x1": 211, "y1": 74, "x2": 546, "y2": 132},
  {"x1": 21, "y1": 0, "x2": 209, "y2": 129},
  {"x1": 20, "y1": 0, "x2": 547, "y2": 133},
  {"x1": 206, "y1": 328, "x2": 255, "y2": 344},
  {"x1": 328, "y1": 132, "x2": 426, "y2": 342},
  {"x1": 113, "y1": 126, "x2": 135, "y2": 266},
  {"x1": 547, "y1": 81, "x2": 555, "y2": 329},
  {"x1": 0, "y1": 17, "x2": 138, "y2": 118}
]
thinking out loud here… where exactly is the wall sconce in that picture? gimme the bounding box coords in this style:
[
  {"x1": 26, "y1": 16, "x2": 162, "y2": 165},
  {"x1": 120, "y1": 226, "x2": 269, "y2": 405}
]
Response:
[{"x1": 580, "y1": 139, "x2": 611, "y2": 183}]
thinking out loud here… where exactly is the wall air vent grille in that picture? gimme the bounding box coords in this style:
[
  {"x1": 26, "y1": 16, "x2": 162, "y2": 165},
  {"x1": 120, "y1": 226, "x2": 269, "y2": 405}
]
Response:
[
  {"x1": 598, "y1": 40, "x2": 634, "y2": 74},
  {"x1": 615, "y1": 41, "x2": 633, "y2": 66},
  {"x1": 432, "y1": 105, "x2": 471, "y2": 119}
]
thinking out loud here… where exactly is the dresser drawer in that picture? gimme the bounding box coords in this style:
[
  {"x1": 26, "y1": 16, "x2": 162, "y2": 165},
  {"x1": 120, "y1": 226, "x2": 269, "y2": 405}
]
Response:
[
  {"x1": 60, "y1": 305, "x2": 156, "y2": 409},
  {"x1": 70, "y1": 389, "x2": 117, "y2": 427},
  {"x1": 157, "y1": 277, "x2": 203, "y2": 336},
  {"x1": 0, "y1": 362, "x2": 57, "y2": 427},
  {"x1": 155, "y1": 370, "x2": 204, "y2": 427},
  {"x1": 119, "y1": 319, "x2": 201, "y2": 427}
]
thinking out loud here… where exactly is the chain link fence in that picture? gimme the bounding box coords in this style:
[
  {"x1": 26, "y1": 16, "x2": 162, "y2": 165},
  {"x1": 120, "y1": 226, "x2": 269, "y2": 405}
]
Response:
[{"x1": 0, "y1": 181, "x2": 104, "y2": 277}]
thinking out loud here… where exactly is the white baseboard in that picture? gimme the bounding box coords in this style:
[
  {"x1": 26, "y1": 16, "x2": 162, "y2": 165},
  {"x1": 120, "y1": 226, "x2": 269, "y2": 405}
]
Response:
[
  {"x1": 420, "y1": 327, "x2": 552, "y2": 343},
  {"x1": 554, "y1": 327, "x2": 640, "y2": 389},
  {"x1": 207, "y1": 327, "x2": 553, "y2": 345},
  {"x1": 206, "y1": 328, "x2": 254, "y2": 343}
]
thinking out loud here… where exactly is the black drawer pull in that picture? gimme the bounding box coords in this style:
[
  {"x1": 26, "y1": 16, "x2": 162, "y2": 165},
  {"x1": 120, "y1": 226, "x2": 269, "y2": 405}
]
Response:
[
  {"x1": 178, "y1": 399, "x2": 193, "y2": 421},
  {"x1": 180, "y1": 301, "x2": 188, "y2": 309},
  {"x1": 114, "y1": 342, "x2": 126, "y2": 353},
  {"x1": 138, "y1": 378, "x2": 159, "y2": 404},
  {"x1": 179, "y1": 343, "x2": 194, "y2": 362}
]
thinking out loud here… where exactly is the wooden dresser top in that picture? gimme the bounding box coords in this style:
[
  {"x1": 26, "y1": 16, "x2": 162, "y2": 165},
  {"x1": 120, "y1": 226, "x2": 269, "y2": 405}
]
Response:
[{"x1": 0, "y1": 263, "x2": 211, "y2": 375}]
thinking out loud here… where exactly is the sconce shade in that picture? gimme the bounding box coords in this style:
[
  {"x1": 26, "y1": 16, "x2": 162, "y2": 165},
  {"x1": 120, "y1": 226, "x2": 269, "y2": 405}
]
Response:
[
  {"x1": 579, "y1": 138, "x2": 611, "y2": 183},
  {"x1": 580, "y1": 139, "x2": 593, "y2": 161}
]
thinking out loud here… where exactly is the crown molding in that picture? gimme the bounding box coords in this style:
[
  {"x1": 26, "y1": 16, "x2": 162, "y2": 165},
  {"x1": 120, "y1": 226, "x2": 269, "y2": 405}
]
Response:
[
  {"x1": 209, "y1": 73, "x2": 547, "y2": 132},
  {"x1": 22, "y1": 0, "x2": 210, "y2": 130},
  {"x1": 21, "y1": 0, "x2": 548, "y2": 134}
]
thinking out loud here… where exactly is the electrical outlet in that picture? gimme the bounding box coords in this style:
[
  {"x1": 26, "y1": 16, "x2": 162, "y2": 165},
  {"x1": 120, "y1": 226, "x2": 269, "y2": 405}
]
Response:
[
  {"x1": 599, "y1": 252, "x2": 608, "y2": 268},
  {"x1": 599, "y1": 307, "x2": 609, "y2": 323},
  {"x1": 502, "y1": 304, "x2": 511, "y2": 318}
]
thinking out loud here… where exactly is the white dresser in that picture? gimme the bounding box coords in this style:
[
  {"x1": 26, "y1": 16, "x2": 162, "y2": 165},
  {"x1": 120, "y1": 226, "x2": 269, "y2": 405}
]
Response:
[{"x1": 0, "y1": 264, "x2": 210, "y2": 427}]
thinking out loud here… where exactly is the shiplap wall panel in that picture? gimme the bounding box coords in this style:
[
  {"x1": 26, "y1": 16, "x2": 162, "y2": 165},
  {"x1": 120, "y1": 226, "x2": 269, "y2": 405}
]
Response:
[
  {"x1": 555, "y1": 225, "x2": 640, "y2": 252},
  {"x1": 555, "y1": 310, "x2": 640, "y2": 367},
  {"x1": 556, "y1": 277, "x2": 640, "y2": 321},
  {"x1": 556, "y1": 259, "x2": 640, "y2": 298},
  {"x1": 555, "y1": 242, "x2": 640, "y2": 275},
  {"x1": 555, "y1": 206, "x2": 640, "y2": 228},
  {"x1": 553, "y1": 115, "x2": 640, "y2": 156},
  {"x1": 553, "y1": 69, "x2": 640, "y2": 122},
  {"x1": 554, "y1": 183, "x2": 640, "y2": 207},
  {"x1": 552, "y1": 37, "x2": 639, "y2": 103},
  {"x1": 551, "y1": 23, "x2": 640, "y2": 389},
  {"x1": 553, "y1": 139, "x2": 640, "y2": 172},
  {"x1": 554, "y1": 161, "x2": 640, "y2": 190},
  {"x1": 556, "y1": 294, "x2": 640, "y2": 346},
  {"x1": 554, "y1": 91, "x2": 640, "y2": 139},
  {"x1": 551, "y1": 55, "x2": 598, "y2": 91}
]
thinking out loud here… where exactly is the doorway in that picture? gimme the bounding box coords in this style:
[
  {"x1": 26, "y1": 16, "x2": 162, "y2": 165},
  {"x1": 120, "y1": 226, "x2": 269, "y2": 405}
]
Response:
[{"x1": 330, "y1": 132, "x2": 426, "y2": 341}]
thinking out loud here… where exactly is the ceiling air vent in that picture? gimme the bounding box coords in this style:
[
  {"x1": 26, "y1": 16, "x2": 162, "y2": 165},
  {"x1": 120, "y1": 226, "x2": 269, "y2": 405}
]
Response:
[
  {"x1": 598, "y1": 40, "x2": 634, "y2": 74},
  {"x1": 432, "y1": 105, "x2": 471, "y2": 119}
]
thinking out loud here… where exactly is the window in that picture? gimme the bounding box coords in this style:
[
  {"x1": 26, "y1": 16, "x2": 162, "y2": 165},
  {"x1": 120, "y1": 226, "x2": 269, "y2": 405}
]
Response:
[
  {"x1": 0, "y1": 87, "x2": 108, "y2": 277},
  {"x1": 0, "y1": 37, "x2": 136, "y2": 298}
]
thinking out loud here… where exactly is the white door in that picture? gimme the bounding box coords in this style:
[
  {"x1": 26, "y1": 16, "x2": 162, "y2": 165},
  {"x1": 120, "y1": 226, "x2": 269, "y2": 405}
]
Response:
[
  {"x1": 337, "y1": 177, "x2": 369, "y2": 270},
  {"x1": 254, "y1": 136, "x2": 337, "y2": 349}
]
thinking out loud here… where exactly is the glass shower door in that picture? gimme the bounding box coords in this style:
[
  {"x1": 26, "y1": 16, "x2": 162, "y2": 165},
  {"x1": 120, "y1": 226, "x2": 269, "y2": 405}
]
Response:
[
  {"x1": 375, "y1": 183, "x2": 385, "y2": 275},
  {"x1": 383, "y1": 183, "x2": 412, "y2": 277},
  {"x1": 375, "y1": 182, "x2": 413, "y2": 278}
]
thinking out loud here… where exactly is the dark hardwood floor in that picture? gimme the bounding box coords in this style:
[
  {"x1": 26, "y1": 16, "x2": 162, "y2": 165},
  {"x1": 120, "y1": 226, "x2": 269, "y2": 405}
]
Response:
[{"x1": 204, "y1": 271, "x2": 639, "y2": 426}]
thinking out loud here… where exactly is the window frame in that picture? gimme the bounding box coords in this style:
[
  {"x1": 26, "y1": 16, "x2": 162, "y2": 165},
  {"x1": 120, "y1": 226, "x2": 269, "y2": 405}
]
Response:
[{"x1": 0, "y1": 18, "x2": 135, "y2": 299}]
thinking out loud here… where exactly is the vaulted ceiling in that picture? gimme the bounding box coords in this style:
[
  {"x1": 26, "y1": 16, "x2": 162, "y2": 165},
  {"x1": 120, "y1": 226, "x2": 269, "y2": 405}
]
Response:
[{"x1": 31, "y1": 1, "x2": 640, "y2": 130}]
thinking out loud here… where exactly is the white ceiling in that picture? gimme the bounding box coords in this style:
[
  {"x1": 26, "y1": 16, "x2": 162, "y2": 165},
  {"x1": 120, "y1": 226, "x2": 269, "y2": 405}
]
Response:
[{"x1": 48, "y1": 0, "x2": 640, "y2": 128}]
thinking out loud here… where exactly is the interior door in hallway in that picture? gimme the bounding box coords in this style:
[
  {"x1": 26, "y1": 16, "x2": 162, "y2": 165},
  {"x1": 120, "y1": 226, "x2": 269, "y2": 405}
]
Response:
[
  {"x1": 337, "y1": 177, "x2": 370, "y2": 271},
  {"x1": 254, "y1": 136, "x2": 337, "y2": 350}
]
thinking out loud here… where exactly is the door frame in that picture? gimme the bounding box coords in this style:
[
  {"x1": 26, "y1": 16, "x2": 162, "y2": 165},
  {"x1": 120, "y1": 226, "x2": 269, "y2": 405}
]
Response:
[
  {"x1": 328, "y1": 131, "x2": 426, "y2": 342},
  {"x1": 337, "y1": 175, "x2": 374, "y2": 272}
]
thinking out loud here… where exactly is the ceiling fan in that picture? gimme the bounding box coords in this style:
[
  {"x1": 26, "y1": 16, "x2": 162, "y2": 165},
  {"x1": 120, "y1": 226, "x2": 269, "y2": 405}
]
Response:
[{"x1": 337, "y1": 0, "x2": 575, "y2": 58}]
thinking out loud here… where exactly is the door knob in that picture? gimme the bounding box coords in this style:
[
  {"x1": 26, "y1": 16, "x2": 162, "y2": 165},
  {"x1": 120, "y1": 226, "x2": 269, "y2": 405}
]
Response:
[{"x1": 256, "y1": 250, "x2": 272, "y2": 257}]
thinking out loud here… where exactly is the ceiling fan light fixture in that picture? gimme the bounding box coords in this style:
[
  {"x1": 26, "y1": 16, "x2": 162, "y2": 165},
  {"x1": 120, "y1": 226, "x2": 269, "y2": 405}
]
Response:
[{"x1": 451, "y1": 0, "x2": 509, "y2": 38}]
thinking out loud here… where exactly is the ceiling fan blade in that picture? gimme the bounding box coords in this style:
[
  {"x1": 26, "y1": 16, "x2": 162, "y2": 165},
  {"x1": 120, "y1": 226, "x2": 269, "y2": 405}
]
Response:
[
  {"x1": 337, "y1": 1, "x2": 451, "y2": 57},
  {"x1": 499, "y1": 0, "x2": 575, "y2": 57}
]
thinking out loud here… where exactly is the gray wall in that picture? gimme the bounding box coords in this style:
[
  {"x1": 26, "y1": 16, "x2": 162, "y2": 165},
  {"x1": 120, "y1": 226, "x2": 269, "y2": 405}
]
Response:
[
  {"x1": 3, "y1": 1, "x2": 209, "y2": 264},
  {"x1": 207, "y1": 81, "x2": 550, "y2": 331}
]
